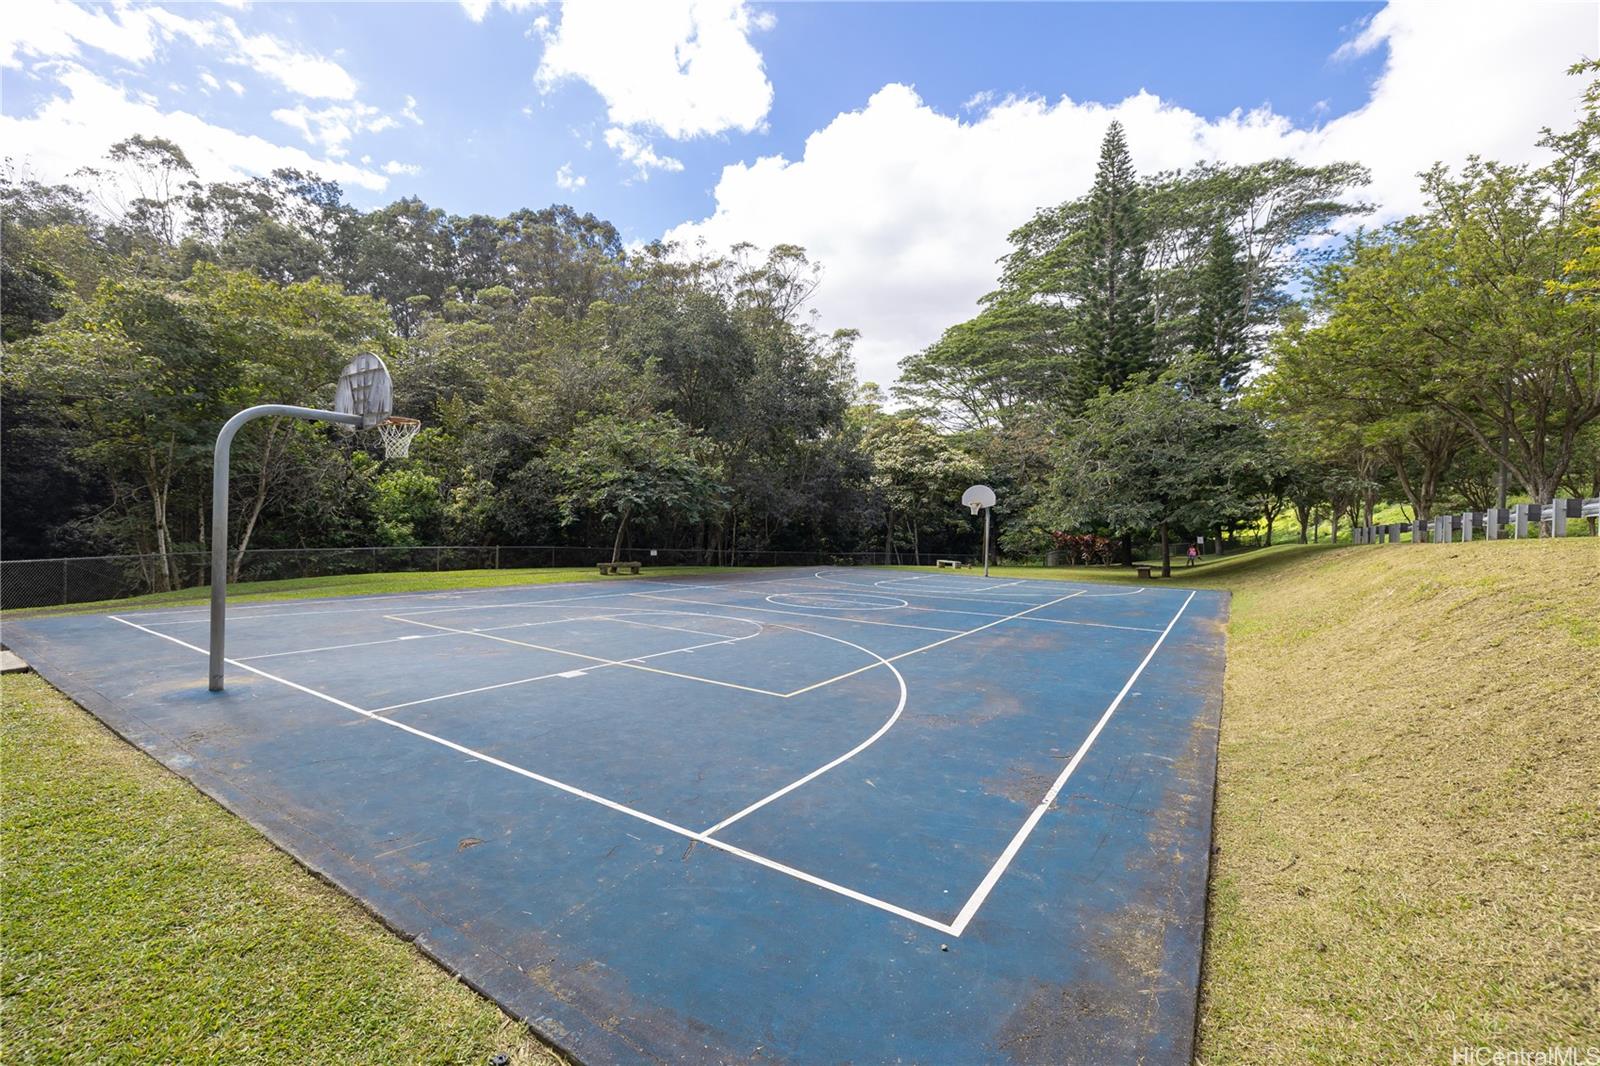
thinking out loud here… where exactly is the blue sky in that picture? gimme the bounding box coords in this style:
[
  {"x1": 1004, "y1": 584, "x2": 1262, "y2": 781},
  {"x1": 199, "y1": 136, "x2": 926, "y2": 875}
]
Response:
[{"x1": 3, "y1": 1, "x2": 1593, "y2": 382}]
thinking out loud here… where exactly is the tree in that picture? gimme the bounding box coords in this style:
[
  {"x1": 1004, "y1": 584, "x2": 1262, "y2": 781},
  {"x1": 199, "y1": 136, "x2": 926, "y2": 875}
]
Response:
[
  {"x1": 1067, "y1": 121, "x2": 1156, "y2": 405},
  {"x1": 1187, "y1": 217, "x2": 1251, "y2": 391},
  {"x1": 1049, "y1": 366, "x2": 1249, "y2": 577},
  {"x1": 551, "y1": 414, "x2": 726, "y2": 562},
  {"x1": 858, "y1": 413, "x2": 984, "y2": 563},
  {"x1": 9, "y1": 280, "x2": 231, "y2": 587}
]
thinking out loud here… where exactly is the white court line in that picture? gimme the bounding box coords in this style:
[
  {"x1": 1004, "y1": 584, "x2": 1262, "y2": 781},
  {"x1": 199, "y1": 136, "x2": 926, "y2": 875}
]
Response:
[
  {"x1": 130, "y1": 579, "x2": 744, "y2": 627},
  {"x1": 235, "y1": 631, "x2": 456, "y2": 661},
  {"x1": 387, "y1": 573, "x2": 813, "y2": 619},
  {"x1": 884, "y1": 602, "x2": 1163, "y2": 632},
  {"x1": 371, "y1": 632, "x2": 747, "y2": 713},
  {"x1": 808, "y1": 572, "x2": 1051, "y2": 603},
  {"x1": 1017, "y1": 616, "x2": 1163, "y2": 634},
  {"x1": 373, "y1": 665, "x2": 609, "y2": 712},
  {"x1": 634, "y1": 593, "x2": 964, "y2": 634},
  {"x1": 105, "y1": 614, "x2": 957, "y2": 935},
  {"x1": 779, "y1": 590, "x2": 1085, "y2": 698},
  {"x1": 232, "y1": 611, "x2": 624, "y2": 661},
  {"x1": 945, "y1": 590, "x2": 1197, "y2": 936},
  {"x1": 598, "y1": 614, "x2": 755, "y2": 641},
  {"x1": 702, "y1": 625, "x2": 907, "y2": 836},
  {"x1": 385, "y1": 615, "x2": 789, "y2": 699}
]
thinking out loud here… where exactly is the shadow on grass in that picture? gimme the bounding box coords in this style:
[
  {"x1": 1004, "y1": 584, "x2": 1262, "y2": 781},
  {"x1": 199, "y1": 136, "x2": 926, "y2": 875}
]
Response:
[{"x1": 977, "y1": 541, "x2": 1338, "y2": 591}]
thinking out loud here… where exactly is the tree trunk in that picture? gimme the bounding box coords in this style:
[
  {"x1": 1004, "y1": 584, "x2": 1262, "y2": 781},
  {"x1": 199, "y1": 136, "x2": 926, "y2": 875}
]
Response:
[
  {"x1": 145, "y1": 447, "x2": 174, "y2": 593},
  {"x1": 1120, "y1": 532, "x2": 1133, "y2": 567},
  {"x1": 611, "y1": 502, "x2": 632, "y2": 563},
  {"x1": 1160, "y1": 520, "x2": 1171, "y2": 579}
]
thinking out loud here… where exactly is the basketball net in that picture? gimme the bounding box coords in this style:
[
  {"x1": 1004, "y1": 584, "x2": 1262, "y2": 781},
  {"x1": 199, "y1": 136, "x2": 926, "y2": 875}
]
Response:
[{"x1": 376, "y1": 416, "x2": 421, "y2": 459}]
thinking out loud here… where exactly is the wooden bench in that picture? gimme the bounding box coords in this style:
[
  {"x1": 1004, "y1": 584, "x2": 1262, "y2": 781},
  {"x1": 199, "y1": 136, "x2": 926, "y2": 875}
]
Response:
[
  {"x1": 935, "y1": 559, "x2": 965, "y2": 569},
  {"x1": 596, "y1": 561, "x2": 642, "y2": 575},
  {"x1": 1135, "y1": 566, "x2": 1154, "y2": 579}
]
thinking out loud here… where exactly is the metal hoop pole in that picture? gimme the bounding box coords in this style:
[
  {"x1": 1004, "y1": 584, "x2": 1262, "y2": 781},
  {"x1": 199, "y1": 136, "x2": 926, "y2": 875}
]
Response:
[
  {"x1": 211, "y1": 405, "x2": 362, "y2": 691},
  {"x1": 983, "y1": 507, "x2": 991, "y2": 578}
]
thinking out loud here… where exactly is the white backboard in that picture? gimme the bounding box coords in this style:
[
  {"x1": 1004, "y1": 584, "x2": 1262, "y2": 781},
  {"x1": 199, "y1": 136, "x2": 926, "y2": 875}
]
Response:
[{"x1": 334, "y1": 353, "x2": 393, "y2": 428}]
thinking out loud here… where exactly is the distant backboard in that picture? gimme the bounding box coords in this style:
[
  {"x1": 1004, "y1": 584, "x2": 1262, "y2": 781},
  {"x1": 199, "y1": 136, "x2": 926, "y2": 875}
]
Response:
[
  {"x1": 333, "y1": 353, "x2": 393, "y2": 428},
  {"x1": 962, "y1": 484, "x2": 996, "y2": 515}
]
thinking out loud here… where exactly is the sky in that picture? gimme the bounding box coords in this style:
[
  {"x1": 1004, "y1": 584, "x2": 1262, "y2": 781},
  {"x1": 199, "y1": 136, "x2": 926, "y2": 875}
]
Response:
[{"x1": 3, "y1": 1, "x2": 1597, "y2": 385}]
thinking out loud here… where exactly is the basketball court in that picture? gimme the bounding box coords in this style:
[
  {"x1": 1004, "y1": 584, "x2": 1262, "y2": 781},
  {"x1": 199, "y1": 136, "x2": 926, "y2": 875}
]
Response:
[{"x1": 7, "y1": 567, "x2": 1229, "y2": 1063}]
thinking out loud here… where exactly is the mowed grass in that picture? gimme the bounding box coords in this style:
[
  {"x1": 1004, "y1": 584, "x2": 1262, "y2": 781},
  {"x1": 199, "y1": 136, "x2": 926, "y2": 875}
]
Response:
[
  {"x1": 0, "y1": 672, "x2": 565, "y2": 1065},
  {"x1": 3, "y1": 541, "x2": 1597, "y2": 1059},
  {"x1": 1195, "y1": 538, "x2": 1600, "y2": 1061}
]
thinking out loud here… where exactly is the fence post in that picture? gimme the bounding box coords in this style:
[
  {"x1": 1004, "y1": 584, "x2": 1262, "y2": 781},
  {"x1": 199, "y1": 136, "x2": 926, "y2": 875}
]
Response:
[
  {"x1": 61, "y1": 559, "x2": 69, "y2": 606},
  {"x1": 494, "y1": 546, "x2": 501, "y2": 570}
]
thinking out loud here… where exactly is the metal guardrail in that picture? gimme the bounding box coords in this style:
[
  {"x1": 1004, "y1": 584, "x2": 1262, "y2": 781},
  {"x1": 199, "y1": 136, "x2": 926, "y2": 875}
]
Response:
[
  {"x1": 0, "y1": 545, "x2": 985, "y2": 611},
  {"x1": 1352, "y1": 497, "x2": 1599, "y2": 546}
]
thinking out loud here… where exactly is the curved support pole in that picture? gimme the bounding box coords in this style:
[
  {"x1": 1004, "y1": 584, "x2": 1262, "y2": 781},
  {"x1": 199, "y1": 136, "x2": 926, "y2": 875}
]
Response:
[{"x1": 210, "y1": 405, "x2": 362, "y2": 691}]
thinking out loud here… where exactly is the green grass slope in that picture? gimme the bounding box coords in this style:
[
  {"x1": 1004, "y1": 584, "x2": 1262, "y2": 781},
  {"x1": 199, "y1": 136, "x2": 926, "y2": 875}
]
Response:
[{"x1": 1198, "y1": 538, "x2": 1599, "y2": 1061}]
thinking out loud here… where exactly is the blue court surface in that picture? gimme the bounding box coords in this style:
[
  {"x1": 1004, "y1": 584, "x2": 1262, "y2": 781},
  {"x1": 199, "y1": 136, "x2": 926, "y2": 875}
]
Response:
[{"x1": 7, "y1": 568, "x2": 1230, "y2": 1063}]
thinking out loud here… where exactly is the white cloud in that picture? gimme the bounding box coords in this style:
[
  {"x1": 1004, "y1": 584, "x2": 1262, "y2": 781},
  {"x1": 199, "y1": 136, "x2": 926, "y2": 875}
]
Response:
[
  {"x1": 961, "y1": 90, "x2": 996, "y2": 113},
  {"x1": 199, "y1": 70, "x2": 221, "y2": 92},
  {"x1": 225, "y1": 78, "x2": 245, "y2": 95},
  {"x1": 460, "y1": 0, "x2": 540, "y2": 22},
  {"x1": 218, "y1": 16, "x2": 358, "y2": 99},
  {"x1": 400, "y1": 94, "x2": 422, "y2": 124},
  {"x1": 536, "y1": 0, "x2": 772, "y2": 140},
  {"x1": 604, "y1": 127, "x2": 683, "y2": 178},
  {"x1": 555, "y1": 162, "x2": 586, "y2": 190},
  {"x1": 1, "y1": 1, "x2": 212, "y2": 68},
  {"x1": 664, "y1": 2, "x2": 1597, "y2": 386},
  {"x1": 1, "y1": 4, "x2": 359, "y2": 100},
  {"x1": 271, "y1": 101, "x2": 401, "y2": 156},
  {"x1": 382, "y1": 160, "x2": 421, "y2": 176},
  {"x1": 0, "y1": 63, "x2": 393, "y2": 193}
]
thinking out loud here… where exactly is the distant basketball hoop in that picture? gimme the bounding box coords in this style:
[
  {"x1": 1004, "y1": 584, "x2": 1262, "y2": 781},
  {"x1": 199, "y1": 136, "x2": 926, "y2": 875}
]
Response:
[{"x1": 961, "y1": 484, "x2": 997, "y2": 576}]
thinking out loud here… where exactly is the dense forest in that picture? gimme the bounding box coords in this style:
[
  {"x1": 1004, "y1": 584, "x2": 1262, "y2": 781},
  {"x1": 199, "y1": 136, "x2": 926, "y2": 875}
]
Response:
[{"x1": 3, "y1": 60, "x2": 1596, "y2": 583}]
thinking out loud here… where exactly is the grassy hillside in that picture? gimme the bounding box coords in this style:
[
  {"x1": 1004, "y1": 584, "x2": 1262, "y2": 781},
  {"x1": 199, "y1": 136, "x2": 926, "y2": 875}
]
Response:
[
  {"x1": 3, "y1": 541, "x2": 1595, "y2": 1060},
  {"x1": 1198, "y1": 538, "x2": 1599, "y2": 1061}
]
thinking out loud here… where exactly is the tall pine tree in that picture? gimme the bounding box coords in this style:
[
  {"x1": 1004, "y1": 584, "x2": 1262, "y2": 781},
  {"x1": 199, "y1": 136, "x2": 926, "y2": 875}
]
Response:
[
  {"x1": 1188, "y1": 216, "x2": 1251, "y2": 392},
  {"x1": 1068, "y1": 121, "x2": 1154, "y2": 407}
]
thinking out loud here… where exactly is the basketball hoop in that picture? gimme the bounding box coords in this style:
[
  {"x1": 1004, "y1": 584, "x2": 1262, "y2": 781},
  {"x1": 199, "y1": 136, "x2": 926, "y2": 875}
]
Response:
[
  {"x1": 961, "y1": 483, "x2": 997, "y2": 577},
  {"x1": 376, "y1": 416, "x2": 421, "y2": 459}
]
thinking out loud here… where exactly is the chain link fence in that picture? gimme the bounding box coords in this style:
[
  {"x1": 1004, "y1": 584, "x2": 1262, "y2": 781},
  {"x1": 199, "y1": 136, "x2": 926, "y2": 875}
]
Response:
[{"x1": 0, "y1": 545, "x2": 989, "y2": 611}]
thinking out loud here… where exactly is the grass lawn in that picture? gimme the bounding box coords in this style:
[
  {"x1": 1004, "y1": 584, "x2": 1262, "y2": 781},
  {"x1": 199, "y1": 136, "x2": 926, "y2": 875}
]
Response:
[
  {"x1": 3, "y1": 542, "x2": 1596, "y2": 1060},
  {"x1": 0, "y1": 670, "x2": 562, "y2": 1065}
]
